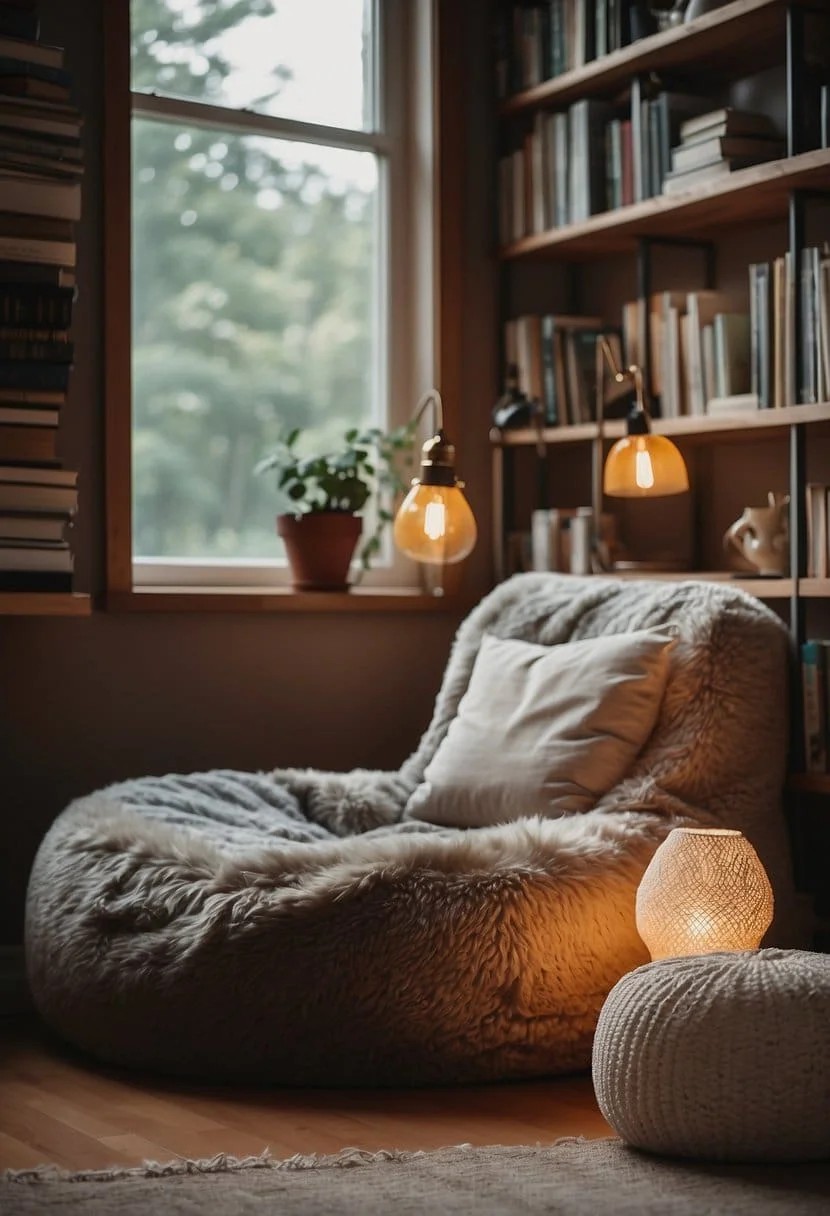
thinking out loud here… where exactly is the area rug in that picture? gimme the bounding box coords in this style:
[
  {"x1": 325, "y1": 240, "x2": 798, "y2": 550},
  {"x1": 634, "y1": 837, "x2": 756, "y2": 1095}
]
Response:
[{"x1": 4, "y1": 1138, "x2": 830, "y2": 1215}]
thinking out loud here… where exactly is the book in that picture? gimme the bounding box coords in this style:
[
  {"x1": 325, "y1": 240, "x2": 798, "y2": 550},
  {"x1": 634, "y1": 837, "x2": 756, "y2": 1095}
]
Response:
[
  {"x1": 806, "y1": 483, "x2": 828, "y2": 580},
  {"x1": 0, "y1": 358, "x2": 71, "y2": 390},
  {"x1": 569, "y1": 98, "x2": 614, "y2": 222},
  {"x1": 705, "y1": 393, "x2": 760, "y2": 415},
  {"x1": 0, "y1": 5, "x2": 40, "y2": 41},
  {"x1": 671, "y1": 136, "x2": 785, "y2": 174},
  {"x1": 0, "y1": 512, "x2": 67, "y2": 541},
  {"x1": 663, "y1": 156, "x2": 771, "y2": 195},
  {"x1": 0, "y1": 541, "x2": 72, "y2": 571},
  {"x1": 0, "y1": 403, "x2": 59, "y2": 425},
  {"x1": 749, "y1": 262, "x2": 772, "y2": 408},
  {"x1": 0, "y1": 567, "x2": 71, "y2": 590},
  {"x1": 0, "y1": 479, "x2": 77, "y2": 511},
  {"x1": 713, "y1": 313, "x2": 751, "y2": 397},
  {"x1": 679, "y1": 108, "x2": 778, "y2": 142},
  {"x1": 0, "y1": 168, "x2": 81, "y2": 220},
  {"x1": 802, "y1": 641, "x2": 827, "y2": 773},
  {"x1": 0, "y1": 463, "x2": 76, "y2": 485},
  {"x1": 0, "y1": 336, "x2": 72, "y2": 361},
  {"x1": 0, "y1": 211, "x2": 75, "y2": 265},
  {"x1": 0, "y1": 100, "x2": 81, "y2": 139},
  {"x1": 686, "y1": 290, "x2": 728, "y2": 414},
  {"x1": 0, "y1": 36, "x2": 63, "y2": 70},
  {"x1": 0, "y1": 420, "x2": 57, "y2": 461}
]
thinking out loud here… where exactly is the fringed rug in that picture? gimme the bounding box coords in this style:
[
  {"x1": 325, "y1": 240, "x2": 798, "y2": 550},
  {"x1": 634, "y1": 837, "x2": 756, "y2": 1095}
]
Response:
[{"x1": 4, "y1": 1138, "x2": 830, "y2": 1215}]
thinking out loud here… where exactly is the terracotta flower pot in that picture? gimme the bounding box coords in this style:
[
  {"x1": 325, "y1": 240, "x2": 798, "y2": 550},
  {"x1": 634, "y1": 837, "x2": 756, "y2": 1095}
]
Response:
[{"x1": 276, "y1": 512, "x2": 362, "y2": 592}]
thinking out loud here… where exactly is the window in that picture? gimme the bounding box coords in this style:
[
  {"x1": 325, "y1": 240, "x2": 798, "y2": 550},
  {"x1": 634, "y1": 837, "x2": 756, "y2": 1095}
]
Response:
[{"x1": 107, "y1": 0, "x2": 437, "y2": 594}]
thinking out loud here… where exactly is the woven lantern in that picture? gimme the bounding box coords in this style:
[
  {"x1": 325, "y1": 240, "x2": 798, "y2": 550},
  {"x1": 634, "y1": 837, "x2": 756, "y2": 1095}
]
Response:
[{"x1": 636, "y1": 828, "x2": 774, "y2": 961}]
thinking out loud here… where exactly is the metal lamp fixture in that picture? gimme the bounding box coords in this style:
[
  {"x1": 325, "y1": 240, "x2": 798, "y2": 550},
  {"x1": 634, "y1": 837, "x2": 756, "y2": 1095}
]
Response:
[
  {"x1": 636, "y1": 827, "x2": 774, "y2": 961},
  {"x1": 393, "y1": 390, "x2": 477, "y2": 565},
  {"x1": 598, "y1": 337, "x2": 689, "y2": 498}
]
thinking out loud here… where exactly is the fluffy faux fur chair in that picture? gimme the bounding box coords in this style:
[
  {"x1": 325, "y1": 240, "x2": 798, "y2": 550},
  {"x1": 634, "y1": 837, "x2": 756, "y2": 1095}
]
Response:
[{"x1": 25, "y1": 574, "x2": 799, "y2": 1086}]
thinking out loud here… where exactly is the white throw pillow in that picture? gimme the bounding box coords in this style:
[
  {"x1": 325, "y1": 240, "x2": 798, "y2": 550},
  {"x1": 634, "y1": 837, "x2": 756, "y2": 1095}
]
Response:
[{"x1": 406, "y1": 629, "x2": 675, "y2": 828}]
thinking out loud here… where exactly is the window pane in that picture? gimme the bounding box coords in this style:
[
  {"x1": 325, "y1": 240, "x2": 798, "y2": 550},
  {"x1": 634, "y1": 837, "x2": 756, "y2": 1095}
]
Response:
[
  {"x1": 131, "y1": 0, "x2": 375, "y2": 133},
  {"x1": 131, "y1": 116, "x2": 380, "y2": 560}
]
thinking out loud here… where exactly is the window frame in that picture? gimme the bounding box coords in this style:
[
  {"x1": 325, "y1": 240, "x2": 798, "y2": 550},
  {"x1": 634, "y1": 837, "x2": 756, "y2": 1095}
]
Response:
[{"x1": 103, "y1": 0, "x2": 465, "y2": 610}]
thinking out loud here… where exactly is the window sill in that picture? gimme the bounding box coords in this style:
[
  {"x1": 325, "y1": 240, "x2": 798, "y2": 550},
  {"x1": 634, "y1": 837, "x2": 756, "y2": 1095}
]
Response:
[{"x1": 105, "y1": 586, "x2": 475, "y2": 614}]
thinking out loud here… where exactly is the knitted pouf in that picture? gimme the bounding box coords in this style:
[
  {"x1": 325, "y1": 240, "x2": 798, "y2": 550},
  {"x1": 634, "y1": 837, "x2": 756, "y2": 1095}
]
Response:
[{"x1": 592, "y1": 949, "x2": 830, "y2": 1163}]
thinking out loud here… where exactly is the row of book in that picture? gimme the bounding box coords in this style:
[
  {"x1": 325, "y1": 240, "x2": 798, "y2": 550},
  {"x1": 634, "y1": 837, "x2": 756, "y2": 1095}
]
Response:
[
  {"x1": 498, "y1": 104, "x2": 784, "y2": 243},
  {"x1": 0, "y1": 0, "x2": 80, "y2": 592},
  {"x1": 802, "y1": 639, "x2": 830, "y2": 774},
  {"x1": 495, "y1": 1, "x2": 659, "y2": 98},
  {"x1": 507, "y1": 241, "x2": 830, "y2": 429},
  {"x1": 505, "y1": 313, "x2": 629, "y2": 426}
]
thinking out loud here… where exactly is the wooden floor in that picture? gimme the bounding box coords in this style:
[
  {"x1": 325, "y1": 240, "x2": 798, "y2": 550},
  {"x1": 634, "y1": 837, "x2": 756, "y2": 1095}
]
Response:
[{"x1": 0, "y1": 1018, "x2": 611, "y2": 1171}]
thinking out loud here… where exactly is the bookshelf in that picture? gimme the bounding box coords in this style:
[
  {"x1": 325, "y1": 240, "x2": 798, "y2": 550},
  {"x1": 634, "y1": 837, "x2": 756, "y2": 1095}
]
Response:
[
  {"x1": 492, "y1": 0, "x2": 830, "y2": 931},
  {"x1": 0, "y1": 2, "x2": 83, "y2": 612}
]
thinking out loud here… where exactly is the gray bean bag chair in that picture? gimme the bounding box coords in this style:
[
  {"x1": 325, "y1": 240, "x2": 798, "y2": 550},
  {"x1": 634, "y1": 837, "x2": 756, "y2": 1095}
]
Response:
[{"x1": 25, "y1": 574, "x2": 799, "y2": 1086}]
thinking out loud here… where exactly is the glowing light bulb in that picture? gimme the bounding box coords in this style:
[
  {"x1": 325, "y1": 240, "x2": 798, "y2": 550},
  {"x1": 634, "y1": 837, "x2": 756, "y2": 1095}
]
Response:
[
  {"x1": 635, "y1": 444, "x2": 655, "y2": 490},
  {"x1": 423, "y1": 500, "x2": 447, "y2": 541}
]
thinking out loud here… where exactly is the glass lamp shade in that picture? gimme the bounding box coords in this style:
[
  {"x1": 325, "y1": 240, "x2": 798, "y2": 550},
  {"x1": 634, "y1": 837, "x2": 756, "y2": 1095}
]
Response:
[
  {"x1": 393, "y1": 482, "x2": 477, "y2": 565},
  {"x1": 604, "y1": 433, "x2": 689, "y2": 497},
  {"x1": 636, "y1": 828, "x2": 774, "y2": 961}
]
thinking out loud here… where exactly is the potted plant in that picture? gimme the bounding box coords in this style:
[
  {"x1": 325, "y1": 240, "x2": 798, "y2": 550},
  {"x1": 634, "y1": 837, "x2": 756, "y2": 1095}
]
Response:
[{"x1": 256, "y1": 422, "x2": 416, "y2": 591}]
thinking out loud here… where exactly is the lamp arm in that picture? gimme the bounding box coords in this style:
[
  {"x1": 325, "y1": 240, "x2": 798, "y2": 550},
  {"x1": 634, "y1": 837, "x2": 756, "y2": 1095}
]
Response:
[
  {"x1": 598, "y1": 336, "x2": 646, "y2": 414},
  {"x1": 411, "y1": 389, "x2": 444, "y2": 435}
]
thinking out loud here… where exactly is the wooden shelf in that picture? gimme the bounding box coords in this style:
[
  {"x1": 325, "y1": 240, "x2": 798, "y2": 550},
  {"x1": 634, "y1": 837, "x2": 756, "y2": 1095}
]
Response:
[
  {"x1": 492, "y1": 402, "x2": 830, "y2": 447},
  {"x1": 500, "y1": 151, "x2": 830, "y2": 260},
  {"x1": 789, "y1": 772, "x2": 830, "y2": 796},
  {"x1": 800, "y1": 579, "x2": 830, "y2": 598},
  {"x1": 603, "y1": 569, "x2": 794, "y2": 598},
  {"x1": 106, "y1": 587, "x2": 472, "y2": 614},
  {"x1": 0, "y1": 593, "x2": 91, "y2": 617},
  {"x1": 500, "y1": 0, "x2": 800, "y2": 117}
]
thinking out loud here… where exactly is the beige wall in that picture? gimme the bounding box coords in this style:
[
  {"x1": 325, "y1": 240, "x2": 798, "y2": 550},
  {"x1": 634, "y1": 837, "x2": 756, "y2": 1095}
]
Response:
[{"x1": 0, "y1": 0, "x2": 499, "y2": 941}]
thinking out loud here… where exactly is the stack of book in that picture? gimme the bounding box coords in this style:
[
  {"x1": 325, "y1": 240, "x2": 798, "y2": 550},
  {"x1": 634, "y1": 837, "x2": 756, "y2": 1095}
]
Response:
[
  {"x1": 495, "y1": 1, "x2": 657, "y2": 98},
  {"x1": 0, "y1": 0, "x2": 80, "y2": 593},
  {"x1": 663, "y1": 108, "x2": 784, "y2": 197}
]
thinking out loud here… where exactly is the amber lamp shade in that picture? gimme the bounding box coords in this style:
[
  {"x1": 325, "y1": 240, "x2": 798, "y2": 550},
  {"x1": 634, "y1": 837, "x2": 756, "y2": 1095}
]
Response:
[
  {"x1": 635, "y1": 827, "x2": 774, "y2": 961},
  {"x1": 392, "y1": 391, "x2": 477, "y2": 566},
  {"x1": 604, "y1": 433, "x2": 689, "y2": 498},
  {"x1": 393, "y1": 482, "x2": 477, "y2": 565}
]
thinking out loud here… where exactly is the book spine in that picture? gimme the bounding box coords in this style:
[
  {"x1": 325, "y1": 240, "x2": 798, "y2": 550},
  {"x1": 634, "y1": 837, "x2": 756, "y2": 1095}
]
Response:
[
  {"x1": 541, "y1": 315, "x2": 558, "y2": 424},
  {"x1": 0, "y1": 284, "x2": 74, "y2": 327},
  {"x1": 802, "y1": 641, "x2": 827, "y2": 774},
  {"x1": 0, "y1": 337, "x2": 72, "y2": 360},
  {"x1": 0, "y1": 55, "x2": 69, "y2": 85},
  {"x1": 0, "y1": 359, "x2": 71, "y2": 390}
]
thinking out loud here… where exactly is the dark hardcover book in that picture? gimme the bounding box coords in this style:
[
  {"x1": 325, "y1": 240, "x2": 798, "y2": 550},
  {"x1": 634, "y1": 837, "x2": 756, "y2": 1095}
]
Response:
[
  {"x1": 0, "y1": 336, "x2": 72, "y2": 361},
  {"x1": 749, "y1": 262, "x2": 772, "y2": 408},
  {"x1": 0, "y1": 5, "x2": 39, "y2": 40},
  {"x1": 569, "y1": 98, "x2": 615, "y2": 221},
  {"x1": 0, "y1": 359, "x2": 71, "y2": 391},
  {"x1": 0, "y1": 260, "x2": 74, "y2": 286},
  {"x1": 623, "y1": 0, "x2": 657, "y2": 44},
  {"x1": 0, "y1": 421, "x2": 57, "y2": 462},
  {"x1": 541, "y1": 314, "x2": 558, "y2": 424},
  {"x1": 0, "y1": 284, "x2": 75, "y2": 327},
  {"x1": 0, "y1": 512, "x2": 67, "y2": 542},
  {"x1": 595, "y1": 0, "x2": 608, "y2": 59},
  {"x1": 0, "y1": 567, "x2": 71, "y2": 590},
  {"x1": 0, "y1": 55, "x2": 69, "y2": 86},
  {"x1": 549, "y1": 0, "x2": 565, "y2": 77},
  {"x1": 0, "y1": 403, "x2": 59, "y2": 426},
  {"x1": 822, "y1": 82, "x2": 829, "y2": 149}
]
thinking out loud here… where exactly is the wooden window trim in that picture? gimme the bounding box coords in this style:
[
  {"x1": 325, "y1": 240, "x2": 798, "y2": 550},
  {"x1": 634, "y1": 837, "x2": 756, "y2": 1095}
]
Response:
[{"x1": 102, "y1": 0, "x2": 466, "y2": 612}]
